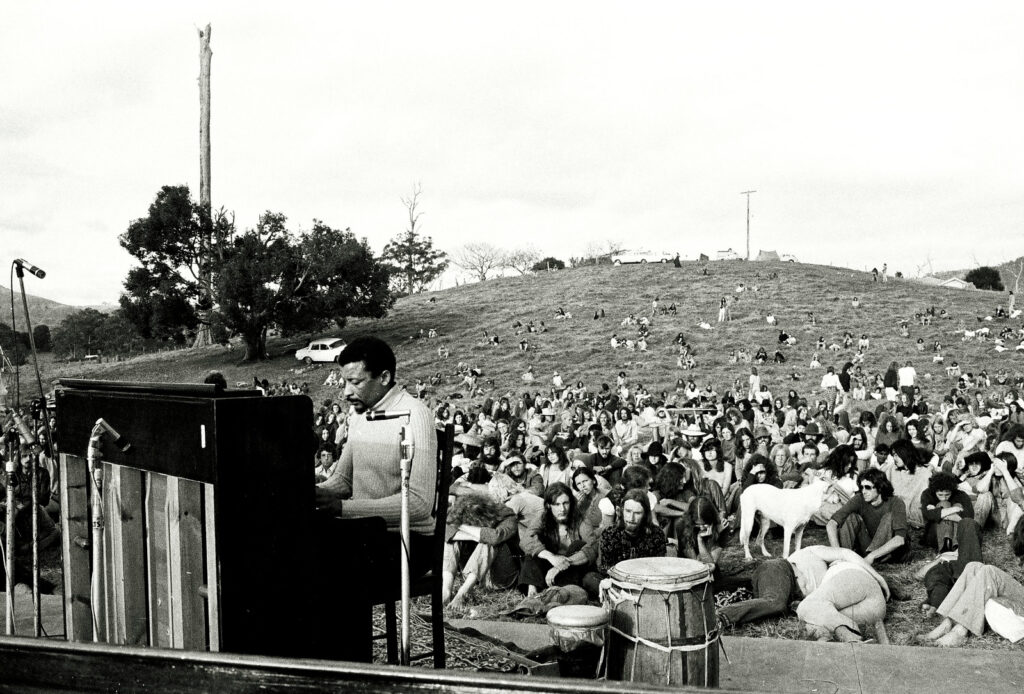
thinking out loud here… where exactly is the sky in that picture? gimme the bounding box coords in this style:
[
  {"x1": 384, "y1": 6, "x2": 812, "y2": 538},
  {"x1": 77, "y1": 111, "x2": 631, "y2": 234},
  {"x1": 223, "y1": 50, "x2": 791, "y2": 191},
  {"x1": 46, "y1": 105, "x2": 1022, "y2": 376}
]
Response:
[{"x1": 2, "y1": 1, "x2": 1023, "y2": 306}]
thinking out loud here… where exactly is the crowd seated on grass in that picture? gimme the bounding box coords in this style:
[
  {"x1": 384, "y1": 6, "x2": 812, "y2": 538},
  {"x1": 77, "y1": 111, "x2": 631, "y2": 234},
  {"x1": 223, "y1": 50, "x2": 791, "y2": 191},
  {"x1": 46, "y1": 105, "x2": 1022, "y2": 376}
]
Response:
[{"x1": 288, "y1": 292, "x2": 1024, "y2": 646}]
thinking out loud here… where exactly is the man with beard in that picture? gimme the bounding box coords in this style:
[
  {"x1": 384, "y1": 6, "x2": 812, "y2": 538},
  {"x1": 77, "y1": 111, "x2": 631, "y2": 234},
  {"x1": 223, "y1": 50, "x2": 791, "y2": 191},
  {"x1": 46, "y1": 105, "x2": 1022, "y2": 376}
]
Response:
[
  {"x1": 596, "y1": 488, "x2": 667, "y2": 572},
  {"x1": 577, "y1": 435, "x2": 626, "y2": 486}
]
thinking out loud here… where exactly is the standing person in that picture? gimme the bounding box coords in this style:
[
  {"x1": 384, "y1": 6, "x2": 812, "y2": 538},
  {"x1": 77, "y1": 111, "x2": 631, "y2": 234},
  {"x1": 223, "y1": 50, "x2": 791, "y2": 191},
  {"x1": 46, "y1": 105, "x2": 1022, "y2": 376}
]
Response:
[
  {"x1": 314, "y1": 336, "x2": 437, "y2": 661},
  {"x1": 881, "y1": 262, "x2": 888, "y2": 282},
  {"x1": 897, "y1": 361, "x2": 917, "y2": 401},
  {"x1": 820, "y1": 366, "x2": 841, "y2": 415},
  {"x1": 718, "y1": 297, "x2": 729, "y2": 323}
]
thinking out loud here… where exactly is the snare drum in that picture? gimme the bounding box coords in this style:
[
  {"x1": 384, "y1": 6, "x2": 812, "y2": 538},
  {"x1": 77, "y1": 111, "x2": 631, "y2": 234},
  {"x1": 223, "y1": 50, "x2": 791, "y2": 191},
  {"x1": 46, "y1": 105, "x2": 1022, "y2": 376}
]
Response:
[
  {"x1": 603, "y1": 557, "x2": 719, "y2": 688},
  {"x1": 546, "y1": 605, "x2": 609, "y2": 679}
]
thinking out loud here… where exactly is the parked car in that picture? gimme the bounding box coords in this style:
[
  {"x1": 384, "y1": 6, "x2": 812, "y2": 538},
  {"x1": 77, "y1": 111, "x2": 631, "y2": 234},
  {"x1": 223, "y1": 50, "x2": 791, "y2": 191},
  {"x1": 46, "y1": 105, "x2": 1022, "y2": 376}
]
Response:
[
  {"x1": 781, "y1": 254, "x2": 798, "y2": 263},
  {"x1": 611, "y1": 250, "x2": 674, "y2": 265},
  {"x1": 295, "y1": 338, "x2": 347, "y2": 364}
]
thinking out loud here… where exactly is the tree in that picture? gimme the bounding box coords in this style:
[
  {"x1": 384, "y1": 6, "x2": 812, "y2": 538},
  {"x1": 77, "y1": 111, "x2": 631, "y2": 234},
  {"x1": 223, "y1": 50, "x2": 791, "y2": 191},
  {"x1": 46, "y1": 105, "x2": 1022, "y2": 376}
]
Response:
[
  {"x1": 452, "y1": 242, "x2": 505, "y2": 282},
  {"x1": 503, "y1": 246, "x2": 541, "y2": 275},
  {"x1": 531, "y1": 256, "x2": 566, "y2": 272},
  {"x1": 32, "y1": 324, "x2": 51, "y2": 352},
  {"x1": 965, "y1": 266, "x2": 1004, "y2": 291},
  {"x1": 52, "y1": 309, "x2": 108, "y2": 359},
  {"x1": 216, "y1": 214, "x2": 393, "y2": 361},
  {"x1": 119, "y1": 185, "x2": 231, "y2": 343},
  {"x1": 380, "y1": 184, "x2": 448, "y2": 295},
  {"x1": 0, "y1": 323, "x2": 28, "y2": 366}
]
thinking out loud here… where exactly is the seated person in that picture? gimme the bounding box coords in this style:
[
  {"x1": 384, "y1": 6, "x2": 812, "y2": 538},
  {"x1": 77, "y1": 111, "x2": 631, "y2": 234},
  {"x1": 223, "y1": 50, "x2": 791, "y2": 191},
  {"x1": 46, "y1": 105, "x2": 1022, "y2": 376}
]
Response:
[
  {"x1": 718, "y1": 545, "x2": 890, "y2": 644},
  {"x1": 827, "y1": 468, "x2": 910, "y2": 565},
  {"x1": 517, "y1": 482, "x2": 599, "y2": 597},
  {"x1": 442, "y1": 487, "x2": 521, "y2": 609},
  {"x1": 313, "y1": 447, "x2": 337, "y2": 484},
  {"x1": 571, "y1": 467, "x2": 607, "y2": 529},
  {"x1": 0, "y1": 449, "x2": 60, "y2": 551},
  {"x1": 920, "y1": 471, "x2": 974, "y2": 552},
  {"x1": 496, "y1": 454, "x2": 543, "y2": 496},
  {"x1": 920, "y1": 517, "x2": 1024, "y2": 647},
  {"x1": 577, "y1": 435, "x2": 626, "y2": 486},
  {"x1": 957, "y1": 451, "x2": 994, "y2": 528},
  {"x1": 675, "y1": 495, "x2": 725, "y2": 578},
  {"x1": 594, "y1": 489, "x2": 667, "y2": 589}
]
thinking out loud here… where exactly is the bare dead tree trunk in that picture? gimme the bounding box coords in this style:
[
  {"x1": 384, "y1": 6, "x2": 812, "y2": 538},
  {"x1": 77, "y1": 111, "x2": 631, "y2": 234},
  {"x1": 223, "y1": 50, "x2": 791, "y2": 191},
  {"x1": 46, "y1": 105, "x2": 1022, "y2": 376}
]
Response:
[
  {"x1": 1010, "y1": 258, "x2": 1023, "y2": 315},
  {"x1": 193, "y1": 24, "x2": 214, "y2": 348}
]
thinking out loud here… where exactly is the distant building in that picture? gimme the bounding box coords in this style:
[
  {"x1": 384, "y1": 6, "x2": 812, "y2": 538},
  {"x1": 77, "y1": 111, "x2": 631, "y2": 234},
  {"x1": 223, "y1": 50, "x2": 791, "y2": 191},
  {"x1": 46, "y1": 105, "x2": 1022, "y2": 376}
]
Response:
[
  {"x1": 716, "y1": 248, "x2": 742, "y2": 260},
  {"x1": 940, "y1": 277, "x2": 976, "y2": 290}
]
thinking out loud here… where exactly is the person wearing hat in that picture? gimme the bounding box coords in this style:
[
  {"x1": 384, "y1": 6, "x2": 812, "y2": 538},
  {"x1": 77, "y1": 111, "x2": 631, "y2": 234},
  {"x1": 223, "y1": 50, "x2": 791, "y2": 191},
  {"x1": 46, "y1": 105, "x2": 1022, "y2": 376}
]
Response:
[
  {"x1": 450, "y1": 432, "x2": 484, "y2": 480},
  {"x1": 944, "y1": 416, "x2": 987, "y2": 471},
  {"x1": 529, "y1": 404, "x2": 562, "y2": 447},
  {"x1": 788, "y1": 421, "x2": 828, "y2": 464},
  {"x1": 496, "y1": 453, "x2": 543, "y2": 496},
  {"x1": 679, "y1": 423, "x2": 708, "y2": 462}
]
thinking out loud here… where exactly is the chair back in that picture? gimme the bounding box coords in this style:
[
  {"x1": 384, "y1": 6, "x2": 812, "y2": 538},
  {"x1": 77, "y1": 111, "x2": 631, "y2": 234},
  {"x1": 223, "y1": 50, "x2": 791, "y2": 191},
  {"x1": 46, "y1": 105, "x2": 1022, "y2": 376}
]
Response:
[{"x1": 428, "y1": 424, "x2": 454, "y2": 569}]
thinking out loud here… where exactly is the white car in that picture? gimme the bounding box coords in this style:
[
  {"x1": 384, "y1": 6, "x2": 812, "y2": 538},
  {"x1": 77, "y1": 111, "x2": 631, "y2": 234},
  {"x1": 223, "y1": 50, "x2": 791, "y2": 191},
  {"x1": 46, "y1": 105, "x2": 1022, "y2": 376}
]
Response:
[
  {"x1": 781, "y1": 254, "x2": 799, "y2": 263},
  {"x1": 295, "y1": 338, "x2": 347, "y2": 364},
  {"x1": 611, "y1": 250, "x2": 674, "y2": 265}
]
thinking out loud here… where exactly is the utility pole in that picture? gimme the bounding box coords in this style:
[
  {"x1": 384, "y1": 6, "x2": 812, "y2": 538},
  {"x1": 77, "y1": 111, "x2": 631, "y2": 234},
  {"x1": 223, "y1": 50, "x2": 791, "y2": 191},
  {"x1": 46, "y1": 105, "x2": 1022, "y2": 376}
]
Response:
[
  {"x1": 194, "y1": 24, "x2": 213, "y2": 348},
  {"x1": 741, "y1": 190, "x2": 756, "y2": 261}
]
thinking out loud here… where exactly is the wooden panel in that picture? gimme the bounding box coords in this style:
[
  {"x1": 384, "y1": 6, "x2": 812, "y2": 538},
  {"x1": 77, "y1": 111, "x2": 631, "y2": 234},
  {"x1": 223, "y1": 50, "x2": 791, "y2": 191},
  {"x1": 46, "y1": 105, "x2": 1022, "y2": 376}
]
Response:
[
  {"x1": 59, "y1": 454, "x2": 91, "y2": 642},
  {"x1": 0, "y1": 636, "x2": 752, "y2": 694},
  {"x1": 145, "y1": 473, "x2": 170, "y2": 648},
  {"x1": 166, "y1": 477, "x2": 207, "y2": 650},
  {"x1": 203, "y1": 483, "x2": 220, "y2": 651},
  {"x1": 104, "y1": 465, "x2": 147, "y2": 646}
]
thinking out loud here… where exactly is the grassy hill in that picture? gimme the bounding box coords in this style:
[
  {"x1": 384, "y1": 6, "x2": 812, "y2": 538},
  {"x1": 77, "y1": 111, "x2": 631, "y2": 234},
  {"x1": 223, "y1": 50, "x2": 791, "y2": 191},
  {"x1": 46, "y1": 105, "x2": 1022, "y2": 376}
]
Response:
[
  {"x1": 0, "y1": 284, "x2": 114, "y2": 330},
  {"x1": 37, "y1": 260, "x2": 1024, "y2": 413}
]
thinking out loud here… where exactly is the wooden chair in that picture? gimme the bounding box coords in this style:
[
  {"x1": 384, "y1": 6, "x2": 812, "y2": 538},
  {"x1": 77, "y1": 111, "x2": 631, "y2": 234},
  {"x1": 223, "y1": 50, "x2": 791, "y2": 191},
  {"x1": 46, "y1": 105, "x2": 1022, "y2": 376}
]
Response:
[{"x1": 377, "y1": 423, "x2": 453, "y2": 667}]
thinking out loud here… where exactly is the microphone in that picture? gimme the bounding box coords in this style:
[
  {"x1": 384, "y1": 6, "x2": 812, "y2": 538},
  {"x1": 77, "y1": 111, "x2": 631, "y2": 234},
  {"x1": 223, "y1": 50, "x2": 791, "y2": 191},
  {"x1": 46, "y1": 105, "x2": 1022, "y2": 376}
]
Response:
[
  {"x1": 365, "y1": 409, "x2": 411, "y2": 421},
  {"x1": 14, "y1": 258, "x2": 46, "y2": 279},
  {"x1": 94, "y1": 418, "x2": 131, "y2": 452}
]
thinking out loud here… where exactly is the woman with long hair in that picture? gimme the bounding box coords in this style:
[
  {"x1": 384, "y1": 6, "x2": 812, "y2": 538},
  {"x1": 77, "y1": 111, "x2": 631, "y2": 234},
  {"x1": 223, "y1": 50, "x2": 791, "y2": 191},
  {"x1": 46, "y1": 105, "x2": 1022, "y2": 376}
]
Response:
[
  {"x1": 884, "y1": 439, "x2": 935, "y2": 529},
  {"x1": 812, "y1": 445, "x2": 861, "y2": 525},
  {"x1": 875, "y1": 412, "x2": 902, "y2": 449},
  {"x1": 906, "y1": 418, "x2": 933, "y2": 454},
  {"x1": 538, "y1": 442, "x2": 576, "y2": 490},
  {"x1": 734, "y1": 428, "x2": 757, "y2": 478},
  {"x1": 849, "y1": 426, "x2": 874, "y2": 470}
]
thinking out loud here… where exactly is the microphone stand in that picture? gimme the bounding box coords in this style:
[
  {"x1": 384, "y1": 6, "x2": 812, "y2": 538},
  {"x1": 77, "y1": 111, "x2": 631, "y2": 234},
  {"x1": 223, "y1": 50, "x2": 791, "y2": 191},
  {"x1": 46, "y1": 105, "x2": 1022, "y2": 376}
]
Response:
[
  {"x1": 398, "y1": 418, "x2": 415, "y2": 666},
  {"x1": 5, "y1": 433, "x2": 17, "y2": 634},
  {"x1": 14, "y1": 262, "x2": 53, "y2": 637}
]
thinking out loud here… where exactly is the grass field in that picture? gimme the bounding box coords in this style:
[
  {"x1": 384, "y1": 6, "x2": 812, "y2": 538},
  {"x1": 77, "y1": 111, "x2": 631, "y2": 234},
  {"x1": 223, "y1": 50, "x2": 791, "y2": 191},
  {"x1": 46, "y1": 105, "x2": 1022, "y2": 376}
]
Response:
[{"x1": 23, "y1": 259, "x2": 1024, "y2": 651}]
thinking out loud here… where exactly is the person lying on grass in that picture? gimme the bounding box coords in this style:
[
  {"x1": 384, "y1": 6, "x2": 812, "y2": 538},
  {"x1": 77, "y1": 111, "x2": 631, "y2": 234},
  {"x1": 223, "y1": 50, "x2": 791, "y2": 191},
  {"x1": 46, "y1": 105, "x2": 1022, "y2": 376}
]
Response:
[
  {"x1": 717, "y1": 544, "x2": 890, "y2": 644},
  {"x1": 919, "y1": 515, "x2": 1024, "y2": 647}
]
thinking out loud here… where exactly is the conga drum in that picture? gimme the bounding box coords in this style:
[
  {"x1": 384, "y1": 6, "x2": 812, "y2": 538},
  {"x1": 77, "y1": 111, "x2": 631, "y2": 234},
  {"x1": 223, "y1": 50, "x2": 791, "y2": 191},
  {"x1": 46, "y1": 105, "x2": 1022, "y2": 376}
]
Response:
[
  {"x1": 546, "y1": 605, "x2": 609, "y2": 679},
  {"x1": 603, "y1": 557, "x2": 719, "y2": 687}
]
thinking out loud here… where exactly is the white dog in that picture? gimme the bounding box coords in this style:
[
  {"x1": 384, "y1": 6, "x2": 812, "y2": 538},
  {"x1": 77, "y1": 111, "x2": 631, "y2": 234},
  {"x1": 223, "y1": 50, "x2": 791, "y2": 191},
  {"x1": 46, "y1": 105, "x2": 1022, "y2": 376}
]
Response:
[{"x1": 739, "y1": 476, "x2": 830, "y2": 560}]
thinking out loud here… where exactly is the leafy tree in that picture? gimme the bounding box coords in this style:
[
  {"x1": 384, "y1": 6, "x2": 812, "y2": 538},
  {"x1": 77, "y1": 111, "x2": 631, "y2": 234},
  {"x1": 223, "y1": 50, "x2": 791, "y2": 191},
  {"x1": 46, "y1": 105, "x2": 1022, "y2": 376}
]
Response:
[
  {"x1": 965, "y1": 266, "x2": 1004, "y2": 291},
  {"x1": 52, "y1": 309, "x2": 108, "y2": 359},
  {"x1": 452, "y1": 242, "x2": 505, "y2": 282},
  {"x1": 0, "y1": 323, "x2": 28, "y2": 366},
  {"x1": 216, "y1": 214, "x2": 393, "y2": 361},
  {"x1": 31, "y1": 324, "x2": 51, "y2": 352},
  {"x1": 531, "y1": 256, "x2": 566, "y2": 272},
  {"x1": 119, "y1": 185, "x2": 231, "y2": 343},
  {"x1": 380, "y1": 184, "x2": 448, "y2": 296}
]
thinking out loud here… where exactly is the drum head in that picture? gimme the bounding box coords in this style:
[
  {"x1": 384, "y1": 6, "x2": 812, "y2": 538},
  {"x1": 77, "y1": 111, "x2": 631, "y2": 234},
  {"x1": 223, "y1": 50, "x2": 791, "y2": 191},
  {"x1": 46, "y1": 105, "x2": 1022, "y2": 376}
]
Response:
[
  {"x1": 547, "y1": 605, "x2": 610, "y2": 628},
  {"x1": 608, "y1": 557, "x2": 710, "y2": 586}
]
